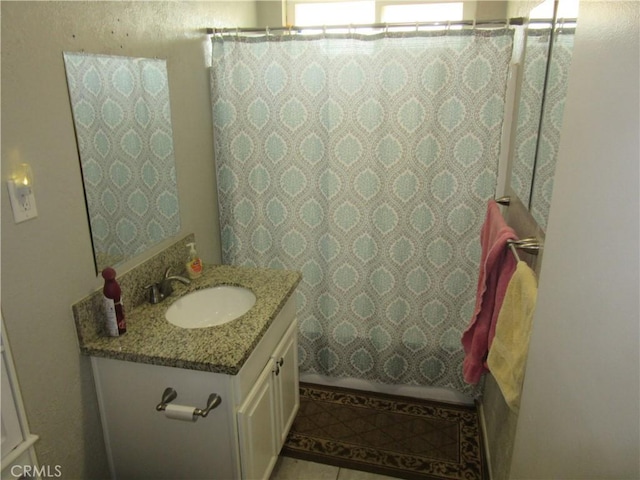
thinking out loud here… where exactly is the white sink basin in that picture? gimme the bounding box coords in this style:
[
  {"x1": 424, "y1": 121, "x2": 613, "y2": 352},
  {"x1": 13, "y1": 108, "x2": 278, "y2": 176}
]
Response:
[{"x1": 165, "y1": 286, "x2": 256, "y2": 329}]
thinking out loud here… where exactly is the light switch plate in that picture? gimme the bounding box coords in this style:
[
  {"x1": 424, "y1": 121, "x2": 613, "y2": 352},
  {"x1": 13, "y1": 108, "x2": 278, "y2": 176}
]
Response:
[{"x1": 7, "y1": 180, "x2": 38, "y2": 223}]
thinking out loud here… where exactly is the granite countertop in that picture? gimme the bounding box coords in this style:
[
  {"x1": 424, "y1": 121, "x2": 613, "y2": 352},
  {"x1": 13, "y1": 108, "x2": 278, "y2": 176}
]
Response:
[{"x1": 76, "y1": 265, "x2": 301, "y2": 375}]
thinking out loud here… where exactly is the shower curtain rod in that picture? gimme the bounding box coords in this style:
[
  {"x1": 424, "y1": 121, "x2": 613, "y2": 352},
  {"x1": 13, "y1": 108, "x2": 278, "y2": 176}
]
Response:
[
  {"x1": 206, "y1": 17, "x2": 577, "y2": 36},
  {"x1": 206, "y1": 17, "x2": 530, "y2": 35}
]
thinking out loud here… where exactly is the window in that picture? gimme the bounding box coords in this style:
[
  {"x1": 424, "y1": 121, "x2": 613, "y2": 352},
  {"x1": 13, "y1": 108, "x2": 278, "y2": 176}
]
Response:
[
  {"x1": 528, "y1": 0, "x2": 579, "y2": 29},
  {"x1": 294, "y1": 1, "x2": 375, "y2": 26},
  {"x1": 381, "y1": 3, "x2": 463, "y2": 23},
  {"x1": 288, "y1": 1, "x2": 464, "y2": 28},
  {"x1": 530, "y1": 0, "x2": 579, "y2": 20}
]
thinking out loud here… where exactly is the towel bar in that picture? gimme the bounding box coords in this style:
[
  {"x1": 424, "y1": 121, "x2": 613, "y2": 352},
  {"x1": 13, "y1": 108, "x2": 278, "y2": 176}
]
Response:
[{"x1": 507, "y1": 238, "x2": 542, "y2": 257}]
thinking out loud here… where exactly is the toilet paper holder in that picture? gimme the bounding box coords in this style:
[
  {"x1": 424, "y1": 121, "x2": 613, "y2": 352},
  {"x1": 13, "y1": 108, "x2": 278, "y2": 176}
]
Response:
[{"x1": 156, "y1": 387, "x2": 222, "y2": 418}]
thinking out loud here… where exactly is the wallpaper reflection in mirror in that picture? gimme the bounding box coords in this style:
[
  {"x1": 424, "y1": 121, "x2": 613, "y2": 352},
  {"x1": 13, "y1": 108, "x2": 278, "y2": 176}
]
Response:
[
  {"x1": 64, "y1": 52, "x2": 180, "y2": 272},
  {"x1": 509, "y1": 28, "x2": 550, "y2": 208},
  {"x1": 529, "y1": 28, "x2": 575, "y2": 230}
]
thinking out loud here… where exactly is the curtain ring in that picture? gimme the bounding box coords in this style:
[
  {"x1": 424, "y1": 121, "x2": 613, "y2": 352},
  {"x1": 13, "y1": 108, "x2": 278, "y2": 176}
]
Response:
[{"x1": 266, "y1": 26, "x2": 270, "y2": 37}]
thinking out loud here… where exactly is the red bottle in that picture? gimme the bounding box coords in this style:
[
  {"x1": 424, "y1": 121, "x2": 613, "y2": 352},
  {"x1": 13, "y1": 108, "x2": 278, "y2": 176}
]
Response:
[{"x1": 102, "y1": 267, "x2": 126, "y2": 336}]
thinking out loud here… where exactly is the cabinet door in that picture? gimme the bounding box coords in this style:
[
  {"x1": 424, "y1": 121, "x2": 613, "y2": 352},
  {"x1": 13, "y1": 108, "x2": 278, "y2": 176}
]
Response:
[
  {"x1": 236, "y1": 361, "x2": 278, "y2": 480},
  {"x1": 92, "y1": 358, "x2": 237, "y2": 480},
  {"x1": 272, "y1": 320, "x2": 299, "y2": 446}
]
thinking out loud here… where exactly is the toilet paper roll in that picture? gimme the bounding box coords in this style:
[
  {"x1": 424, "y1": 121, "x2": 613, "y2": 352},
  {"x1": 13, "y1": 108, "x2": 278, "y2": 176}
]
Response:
[{"x1": 164, "y1": 404, "x2": 197, "y2": 422}]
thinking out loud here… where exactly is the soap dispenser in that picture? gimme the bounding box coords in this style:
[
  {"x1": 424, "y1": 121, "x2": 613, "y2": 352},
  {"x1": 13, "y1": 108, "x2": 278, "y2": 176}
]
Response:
[{"x1": 185, "y1": 242, "x2": 203, "y2": 279}]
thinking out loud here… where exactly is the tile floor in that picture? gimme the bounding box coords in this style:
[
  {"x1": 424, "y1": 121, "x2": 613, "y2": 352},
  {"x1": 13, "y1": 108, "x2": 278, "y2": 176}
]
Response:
[{"x1": 270, "y1": 457, "x2": 397, "y2": 480}]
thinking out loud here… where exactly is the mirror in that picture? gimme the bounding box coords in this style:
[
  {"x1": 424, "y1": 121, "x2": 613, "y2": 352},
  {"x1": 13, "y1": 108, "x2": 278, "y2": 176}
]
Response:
[
  {"x1": 509, "y1": 26, "x2": 552, "y2": 210},
  {"x1": 509, "y1": 0, "x2": 577, "y2": 231},
  {"x1": 63, "y1": 53, "x2": 181, "y2": 273},
  {"x1": 528, "y1": 21, "x2": 575, "y2": 229}
]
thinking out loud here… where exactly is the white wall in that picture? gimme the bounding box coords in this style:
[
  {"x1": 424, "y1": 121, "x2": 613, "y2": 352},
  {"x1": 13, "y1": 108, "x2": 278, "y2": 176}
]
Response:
[
  {"x1": 1, "y1": 2, "x2": 256, "y2": 477},
  {"x1": 511, "y1": 1, "x2": 640, "y2": 478},
  {"x1": 256, "y1": 0, "x2": 284, "y2": 26}
]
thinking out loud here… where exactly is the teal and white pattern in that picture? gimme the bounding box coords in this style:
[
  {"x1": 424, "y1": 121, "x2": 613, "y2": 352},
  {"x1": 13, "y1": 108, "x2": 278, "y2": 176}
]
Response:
[
  {"x1": 510, "y1": 29, "x2": 551, "y2": 207},
  {"x1": 530, "y1": 30, "x2": 574, "y2": 230},
  {"x1": 64, "y1": 53, "x2": 180, "y2": 270},
  {"x1": 510, "y1": 29, "x2": 574, "y2": 230},
  {"x1": 211, "y1": 31, "x2": 513, "y2": 395}
]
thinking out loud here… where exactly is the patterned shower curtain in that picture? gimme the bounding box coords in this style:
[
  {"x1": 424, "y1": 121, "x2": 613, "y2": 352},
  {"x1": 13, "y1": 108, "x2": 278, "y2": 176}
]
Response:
[{"x1": 210, "y1": 29, "x2": 513, "y2": 396}]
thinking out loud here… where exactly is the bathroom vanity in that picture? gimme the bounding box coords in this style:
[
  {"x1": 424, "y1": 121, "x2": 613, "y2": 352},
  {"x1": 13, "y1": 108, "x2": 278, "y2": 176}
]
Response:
[{"x1": 73, "y1": 255, "x2": 301, "y2": 480}]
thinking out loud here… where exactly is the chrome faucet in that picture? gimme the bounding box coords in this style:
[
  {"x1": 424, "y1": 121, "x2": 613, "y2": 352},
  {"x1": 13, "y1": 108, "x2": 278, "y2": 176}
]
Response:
[{"x1": 145, "y1": 267, "x2": 191, "y2": 304}]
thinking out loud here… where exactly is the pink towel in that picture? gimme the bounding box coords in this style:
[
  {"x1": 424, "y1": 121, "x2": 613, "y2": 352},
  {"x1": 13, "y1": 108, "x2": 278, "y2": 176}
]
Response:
[{"x1": 461, "y1": 200, "x2": 517, "y2": 384}]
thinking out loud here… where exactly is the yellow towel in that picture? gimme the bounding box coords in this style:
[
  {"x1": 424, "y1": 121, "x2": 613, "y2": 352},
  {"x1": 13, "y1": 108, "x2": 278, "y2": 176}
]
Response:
[{"x1": 487, "y1": 261, "x2": 538, "y2": 413}]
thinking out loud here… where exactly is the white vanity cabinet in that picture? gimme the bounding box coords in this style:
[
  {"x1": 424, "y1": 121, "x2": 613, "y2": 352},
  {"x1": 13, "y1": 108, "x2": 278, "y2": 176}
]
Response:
[
  {"x1": 237, "y1": 319, "x2": 298, "y2": 480},
  {"x1": 91, "y1": 296, "x2": 298, "y2": 480}
]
